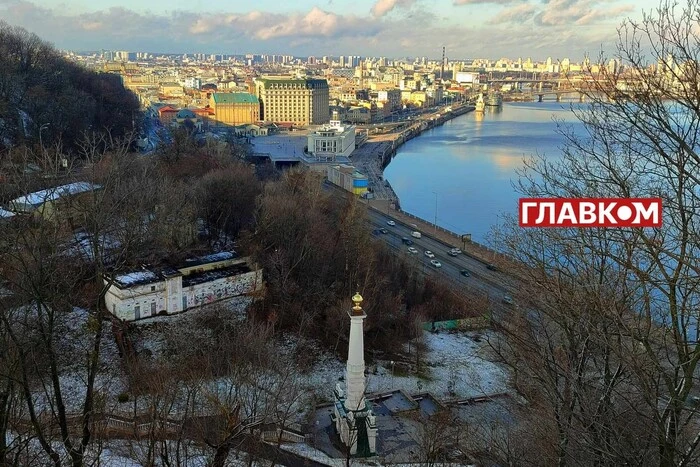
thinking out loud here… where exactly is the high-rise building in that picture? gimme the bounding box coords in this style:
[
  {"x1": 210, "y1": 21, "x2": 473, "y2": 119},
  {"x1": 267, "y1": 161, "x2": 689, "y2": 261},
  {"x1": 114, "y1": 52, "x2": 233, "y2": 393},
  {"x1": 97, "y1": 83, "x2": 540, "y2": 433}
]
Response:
[{"x1": 255, "y1": 78, "x2": 329, "y2": 125}]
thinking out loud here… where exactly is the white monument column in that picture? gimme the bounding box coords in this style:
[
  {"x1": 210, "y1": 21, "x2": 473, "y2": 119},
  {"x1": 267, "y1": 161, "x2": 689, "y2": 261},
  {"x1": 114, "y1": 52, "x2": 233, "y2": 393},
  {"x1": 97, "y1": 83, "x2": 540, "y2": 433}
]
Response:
[{"x1": 345, "y1": 292, "x2": 367, "y2": 412}]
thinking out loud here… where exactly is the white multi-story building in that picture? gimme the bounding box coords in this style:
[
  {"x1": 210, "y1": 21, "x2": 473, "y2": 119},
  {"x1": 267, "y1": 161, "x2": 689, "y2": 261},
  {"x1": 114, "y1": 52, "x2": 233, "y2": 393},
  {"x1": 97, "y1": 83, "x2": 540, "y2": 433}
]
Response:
[
  {"x1": 104, "y1": 252, "x2": 262, "y2": 321},
  {"x1": 455, "y1": 72, "x2": 479, "y2": 86},
  {"x1": 184, "y1": 77, "x2": 202, "y2": 89},
  {"x1": 307, "y1": 111, "x2": 356, "y2": 160}
]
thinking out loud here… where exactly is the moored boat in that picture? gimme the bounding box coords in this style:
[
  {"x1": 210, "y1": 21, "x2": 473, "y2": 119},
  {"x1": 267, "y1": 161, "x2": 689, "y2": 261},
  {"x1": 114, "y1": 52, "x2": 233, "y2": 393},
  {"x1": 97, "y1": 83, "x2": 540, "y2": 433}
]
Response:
[{"x1": 485, "y1": 92, "x2": 503, "y2": 106}]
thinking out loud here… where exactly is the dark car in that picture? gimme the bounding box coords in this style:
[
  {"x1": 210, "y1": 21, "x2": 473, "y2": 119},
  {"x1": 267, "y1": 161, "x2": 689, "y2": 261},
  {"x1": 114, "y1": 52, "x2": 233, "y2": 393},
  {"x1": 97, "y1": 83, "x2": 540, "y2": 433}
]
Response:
[
  {"x1": 486, "y1": 263, "x2": 498, "y2": 271},
  {"x1": 460, "y1": 269, "x2": 471, "y2": 277},
  {"x1": 379, "y1": 228, "x2": 388, "y2": 234},
  {"x1": 402, "y1": 237, "x2": 413, "y2": 245}
]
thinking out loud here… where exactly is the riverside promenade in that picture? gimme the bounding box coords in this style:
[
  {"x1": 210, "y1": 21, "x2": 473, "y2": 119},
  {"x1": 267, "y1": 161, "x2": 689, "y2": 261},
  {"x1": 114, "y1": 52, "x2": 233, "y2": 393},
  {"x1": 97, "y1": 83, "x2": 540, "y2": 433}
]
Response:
[
  {"x1": 350, "y1": 103, "x2": 473, "y2": 206},
  {"x1": 348, "y1": 103, "x2": 514, "y2": 268}
]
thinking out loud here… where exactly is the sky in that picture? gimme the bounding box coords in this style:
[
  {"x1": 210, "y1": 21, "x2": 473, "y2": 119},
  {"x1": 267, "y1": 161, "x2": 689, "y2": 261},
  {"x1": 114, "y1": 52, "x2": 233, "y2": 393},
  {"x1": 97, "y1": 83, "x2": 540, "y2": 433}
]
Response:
[{"x1": 0, "y1": 0, "x2": 662, "y2": 60}]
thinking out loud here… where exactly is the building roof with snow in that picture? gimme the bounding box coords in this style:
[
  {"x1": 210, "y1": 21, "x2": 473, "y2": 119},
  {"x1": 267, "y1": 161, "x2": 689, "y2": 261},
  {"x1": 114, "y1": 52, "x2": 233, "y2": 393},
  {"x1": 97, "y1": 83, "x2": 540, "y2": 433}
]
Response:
[
  {"x1": 0, "y1": 208, "x2": 15, "y2": 219},
  {"x1": 108, "y1": 251, "x2": 242, "y2": 290},
  {"x1": 9, "y1": 182, "x2": 102, "y2": 213},
  {"x1": 112, "y1": 270, "x2": 160, "y2": 288}
]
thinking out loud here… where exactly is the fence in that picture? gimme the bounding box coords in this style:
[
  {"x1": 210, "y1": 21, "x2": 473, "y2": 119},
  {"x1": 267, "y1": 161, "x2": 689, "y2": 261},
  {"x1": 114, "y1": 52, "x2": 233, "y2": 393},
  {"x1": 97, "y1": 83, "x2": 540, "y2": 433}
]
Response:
[
  {"x1": 392, "y1": 207, "x2": 512, "y2": 265},
  {"x1": 260, "y1": 427, "x2": 307, "y2": 443},
  {"x1": 422, "y1": 316, "x2": 490, "y2": 332}
]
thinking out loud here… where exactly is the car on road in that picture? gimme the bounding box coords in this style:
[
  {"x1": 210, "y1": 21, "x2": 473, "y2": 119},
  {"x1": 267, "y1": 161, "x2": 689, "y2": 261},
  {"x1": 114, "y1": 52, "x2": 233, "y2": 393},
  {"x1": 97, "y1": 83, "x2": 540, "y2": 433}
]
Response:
[
  {"x1": 487, "y1": 263, "x2": 498, "y2": 271},
  {"x1": 448, "y1": 249, "x2": 460, "y2": 257},
  {"x1": 424, "y1": 250, "x2": 435, "y2": 258},
  {"x1": 430, "y1": 259, "x2": 442, "y2": 268},
  {"x1": 386, "y1": 220, "x2": 396, "y2": 226},
  {"x1": 503, "y1": 294, "x2": 514, "y2": 305},
  {"x1": 379, "y1": 228, "x2": 388, "y2": 234},
  {"x1": 401, "y1": 237, "x2": 413, "y2": 245},
  {"x1": 411, "y1": 231, "x2": 422, "y2": 238},
  {"x1": 407, "y1": 247, "x2": 419, "y2": 254},
  {"x1": 460, "y1": 269, "x2": 471, "y2": 277},
  {"x1": 451, "y1": 247, "x2": 462, "y2": 255}
]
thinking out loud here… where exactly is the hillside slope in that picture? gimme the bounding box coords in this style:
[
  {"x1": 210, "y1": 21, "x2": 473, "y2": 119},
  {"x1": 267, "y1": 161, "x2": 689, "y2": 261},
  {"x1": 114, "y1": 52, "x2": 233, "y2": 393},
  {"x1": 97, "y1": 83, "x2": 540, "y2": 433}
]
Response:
[{"x1": 0, "y1": 21, "x2": 140, "y2": 151}]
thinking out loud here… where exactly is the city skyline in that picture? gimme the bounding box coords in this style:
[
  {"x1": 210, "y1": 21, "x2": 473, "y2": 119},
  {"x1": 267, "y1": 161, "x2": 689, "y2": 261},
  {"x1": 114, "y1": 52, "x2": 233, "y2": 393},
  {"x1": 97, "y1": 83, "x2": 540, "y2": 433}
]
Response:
[{"x1": 2, "y1": 0, "x2": 659, "y2": 59}]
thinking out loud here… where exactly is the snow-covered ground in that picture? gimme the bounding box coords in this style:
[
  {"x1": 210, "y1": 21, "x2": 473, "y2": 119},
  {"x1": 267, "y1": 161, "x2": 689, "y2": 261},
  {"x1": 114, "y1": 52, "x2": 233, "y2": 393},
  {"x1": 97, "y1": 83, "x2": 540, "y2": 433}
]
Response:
[
  {"x1": 131, "y1": 298, "x2": 510, "y2": 403},
  {"x1": 9, "y1": 296, "x2": 509, "y2": 466},
  {"x1": 303, "y1": 330, "x2": 510, "y2": 402},
  {"x1": 132, "y1": 295, "x2": 252, "y2": 356},
  {"x1": 280, "y1": 442, "x2": 474, "y2": 467}
]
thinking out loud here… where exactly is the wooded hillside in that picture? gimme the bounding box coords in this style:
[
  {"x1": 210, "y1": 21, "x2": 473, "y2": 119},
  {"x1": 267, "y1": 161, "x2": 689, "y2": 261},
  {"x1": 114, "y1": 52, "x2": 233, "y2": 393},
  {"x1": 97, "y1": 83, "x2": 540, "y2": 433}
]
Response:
[{"x1": 0, "y1": 21, "x2": 140, "y2": 151}]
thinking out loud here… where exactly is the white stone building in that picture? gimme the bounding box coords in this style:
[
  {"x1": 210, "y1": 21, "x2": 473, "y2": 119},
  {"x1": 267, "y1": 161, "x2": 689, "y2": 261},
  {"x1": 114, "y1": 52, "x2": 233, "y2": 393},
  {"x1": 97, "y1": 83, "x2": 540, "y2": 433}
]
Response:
[
  {"x1": 104, "y1": 252, "x2": 262, "y2": 321},
  {"x1": 306, "y1": 111, "x2": 356, "y2": 161}
]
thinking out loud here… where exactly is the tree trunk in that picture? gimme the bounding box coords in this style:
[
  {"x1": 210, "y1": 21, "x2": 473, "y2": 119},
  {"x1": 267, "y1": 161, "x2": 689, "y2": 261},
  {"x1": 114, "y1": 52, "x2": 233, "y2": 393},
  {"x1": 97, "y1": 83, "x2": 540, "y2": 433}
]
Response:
[{"x1": 212, "y1": 444, "x2": 231, "y2": 467}]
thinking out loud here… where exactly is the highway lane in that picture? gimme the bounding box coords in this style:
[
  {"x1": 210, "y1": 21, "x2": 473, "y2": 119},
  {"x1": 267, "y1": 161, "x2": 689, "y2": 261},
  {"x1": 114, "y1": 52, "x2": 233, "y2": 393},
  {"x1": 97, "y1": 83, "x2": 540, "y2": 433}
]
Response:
[{"x1": 366, "y1": 212, "x2": 519, "y2": 301}]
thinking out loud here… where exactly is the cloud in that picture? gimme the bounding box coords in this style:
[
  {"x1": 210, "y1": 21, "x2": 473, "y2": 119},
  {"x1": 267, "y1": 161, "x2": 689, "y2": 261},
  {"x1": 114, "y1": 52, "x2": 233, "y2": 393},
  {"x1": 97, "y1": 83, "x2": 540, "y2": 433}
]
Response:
[
  {"x1": 534, "y1": 0, "x2": 634, "y2": 26},
  {"x1": 487, "y1": 4, "x2": 537, "y2": 24},
  {"x1": 80, "y1": 21, "x2": 102, "y2": 31},
  {"x1": 454, "y1": 0, "x2": 522, "y2": 4},
  {"x1": 256, "y1": 7, "x2": 343, "y2": 39},
  {"x1": 0, "y1": 0, "x2": 631, "y2": 59},
  {"x1": 371, "y1": 0, "x2": 417, "y2": 17}
]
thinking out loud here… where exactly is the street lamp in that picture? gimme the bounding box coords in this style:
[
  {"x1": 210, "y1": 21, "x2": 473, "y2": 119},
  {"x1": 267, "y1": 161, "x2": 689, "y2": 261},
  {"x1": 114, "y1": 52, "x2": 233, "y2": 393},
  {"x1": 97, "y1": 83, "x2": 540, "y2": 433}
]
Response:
[
  {"x1": 39, "y1": 123, "x2": 50, "y2": 150},
  {"x1": 432, "y1": 191, "x2": 438, "y2": 233},
  {"x1": 39, "y1": 123, "x2": 52, "y2": 171},
  {"x1": 390, "y1": 361, "x2": 395, "y2": 390}
]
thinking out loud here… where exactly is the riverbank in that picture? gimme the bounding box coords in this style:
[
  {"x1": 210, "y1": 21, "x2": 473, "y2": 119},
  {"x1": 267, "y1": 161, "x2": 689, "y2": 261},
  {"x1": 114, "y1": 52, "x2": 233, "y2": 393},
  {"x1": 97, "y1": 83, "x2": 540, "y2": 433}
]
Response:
[{"x1": 350, "y1": 104, "x2": 475, "y2": 207}]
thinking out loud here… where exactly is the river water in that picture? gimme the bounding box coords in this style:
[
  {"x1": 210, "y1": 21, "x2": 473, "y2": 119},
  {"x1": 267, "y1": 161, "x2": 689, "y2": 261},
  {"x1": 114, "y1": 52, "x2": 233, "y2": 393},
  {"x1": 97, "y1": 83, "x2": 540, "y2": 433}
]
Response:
[{"x1": 384, "y1": 101, "x2": 585, "y2": 243}]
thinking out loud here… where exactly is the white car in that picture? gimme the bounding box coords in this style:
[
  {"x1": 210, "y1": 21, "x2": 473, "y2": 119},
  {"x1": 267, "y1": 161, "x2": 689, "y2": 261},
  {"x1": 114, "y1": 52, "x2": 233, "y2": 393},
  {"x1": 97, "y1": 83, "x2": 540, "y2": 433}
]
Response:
[
  {"x1": 430, "y1": 259, "x2": 442, "y2": 268},
  {"x1": 407, "y1": 246, "x2": 418, "y2": 254},
  {"x1": 424, "y1": 250, "x2": 435, "y2": 258},
  {"x1": 386, "y1": 220, "x2": 396, "y2": 226}
]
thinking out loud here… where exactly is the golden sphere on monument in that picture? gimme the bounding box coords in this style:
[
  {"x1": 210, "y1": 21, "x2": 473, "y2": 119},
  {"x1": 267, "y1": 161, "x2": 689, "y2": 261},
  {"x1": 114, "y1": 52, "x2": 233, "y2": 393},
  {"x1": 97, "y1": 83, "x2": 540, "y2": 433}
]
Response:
[{"x1": 352, "y1": 292, "x2": 363, "y2": 305}]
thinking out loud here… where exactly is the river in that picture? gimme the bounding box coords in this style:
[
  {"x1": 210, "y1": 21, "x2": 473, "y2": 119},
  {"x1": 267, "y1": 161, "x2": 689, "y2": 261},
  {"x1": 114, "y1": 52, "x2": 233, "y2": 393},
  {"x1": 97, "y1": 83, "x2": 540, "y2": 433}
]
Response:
[{"x1": 383, "y1": 101, "x2": 586, "y2": 243}]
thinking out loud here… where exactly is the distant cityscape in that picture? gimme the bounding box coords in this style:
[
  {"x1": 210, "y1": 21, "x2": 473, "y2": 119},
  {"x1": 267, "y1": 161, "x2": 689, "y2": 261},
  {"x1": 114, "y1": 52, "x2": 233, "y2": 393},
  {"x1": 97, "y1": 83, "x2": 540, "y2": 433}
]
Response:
[{"x1": 58, "y1": 48, "x2": 634, "y2": 132}]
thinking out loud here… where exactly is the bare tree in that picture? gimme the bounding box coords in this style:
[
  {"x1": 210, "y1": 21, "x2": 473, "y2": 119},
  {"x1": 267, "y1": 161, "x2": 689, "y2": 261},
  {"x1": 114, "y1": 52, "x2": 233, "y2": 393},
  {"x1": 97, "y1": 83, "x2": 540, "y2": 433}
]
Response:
[
  {"x1": 494, "y1": 1, "x2": 700, "y2": 465},
  {"x1": 0, "y1": 133, "x2": 181, "y2": 467}
]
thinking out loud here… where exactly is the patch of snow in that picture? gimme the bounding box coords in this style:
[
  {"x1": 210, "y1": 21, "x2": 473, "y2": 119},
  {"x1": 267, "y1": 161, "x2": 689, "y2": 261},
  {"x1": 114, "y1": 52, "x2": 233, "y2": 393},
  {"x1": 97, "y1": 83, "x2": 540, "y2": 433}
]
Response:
[
  {"x1": 185, "y1": 251, "x2": 236, "y2": 264},
  {"x1": 10, "y1": 182, "x2": 101, "y2": 210},
  {"x1": 0, "y1": 207, "x2": 15, "y2": 218},
  {"x1": 18, "y1": 110, "x2": 31, "y2": 137},
  {"x1": 67, "y1": 230, "x2": 122, "y2": 263},
  {"x1": 280, "y1": 443, "x2": 388, "y2": 466},
  {"x1": 302, "y1": 330, "x2": 510, "y2": 401},
  {"x1": 114, "y1": 270, "x2": 158, "y2": 286},
  {"x1": 132, "y1": 296, "x2": 253, "y2": 356},
  {"x1": 280, "y1": 443, "x2": 341, "y2": 466}
]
